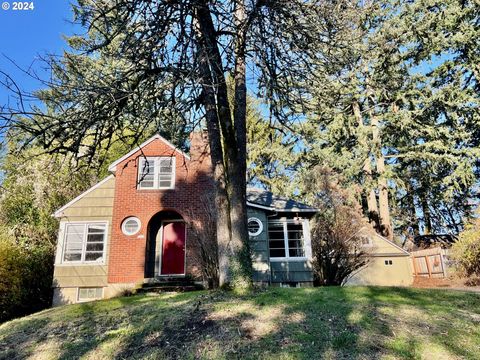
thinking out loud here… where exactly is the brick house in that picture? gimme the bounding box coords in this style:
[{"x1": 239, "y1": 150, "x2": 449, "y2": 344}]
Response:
[{"x1": 52, "y1": 132, "x2": 318, "y2": 305}]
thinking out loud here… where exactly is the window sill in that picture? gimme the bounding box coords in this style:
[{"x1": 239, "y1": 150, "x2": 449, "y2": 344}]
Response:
[
  {"x1": 56, "y1": 262, "x2": 106, "y2": 267},
  {"x1": 137, "y1": 187, "x2": 175, "y2": 191}
]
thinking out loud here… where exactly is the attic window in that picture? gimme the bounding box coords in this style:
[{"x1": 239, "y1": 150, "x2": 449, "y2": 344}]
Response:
[{"x1": 138, "y1": 157, "x2": 175, "y2": 189}]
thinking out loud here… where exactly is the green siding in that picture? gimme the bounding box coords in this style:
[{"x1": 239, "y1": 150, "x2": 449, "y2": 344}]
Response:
[
  {"x1": 247, "y1": 208, "x2": 270, "y2": 282},
  {"x1": 247, "y1": 207, "x2": 314, "y2": 284},
  {"x1": 270, "y1": 261, "x2": 313, "y2": 282}
]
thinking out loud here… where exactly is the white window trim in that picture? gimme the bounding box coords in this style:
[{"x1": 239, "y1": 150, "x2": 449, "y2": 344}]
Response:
[
  {"x1": 268, "y1": 219, "x2": 310, "y2": 262},
  {"x1": 77, "y1": 287, "x2": 104, "y2": 302},
  {"x1": 59, "y1": 221, "x2": 108, "y2": 265},
  {"x1": 248, "y1": 217, "x2": 263, "y2": 237},
  {"x1": 138, "y1": 156, "x2": 176, "y2": 190},
  {"x1": 122, "y1": 216, "x2": 141, "y2": 236}
]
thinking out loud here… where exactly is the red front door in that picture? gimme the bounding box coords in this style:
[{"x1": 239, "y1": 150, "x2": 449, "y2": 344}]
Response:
[{"x1": 160, "y1": 222, "x2": 186, "y2": 275}]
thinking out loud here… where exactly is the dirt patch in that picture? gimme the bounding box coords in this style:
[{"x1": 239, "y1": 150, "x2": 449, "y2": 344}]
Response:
[{"x1": 412, "y1": 276, "x2": 480, "y2": 292}]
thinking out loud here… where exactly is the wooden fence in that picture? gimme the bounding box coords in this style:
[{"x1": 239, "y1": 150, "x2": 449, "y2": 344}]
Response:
[{"x1": 410, "y1": 247, "x2": 449, "y2": 278}]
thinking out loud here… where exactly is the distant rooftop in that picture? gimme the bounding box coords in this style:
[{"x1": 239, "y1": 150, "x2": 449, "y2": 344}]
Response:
[{"x1": 246, "y1": 188, "x2": 317, "y2": 212}]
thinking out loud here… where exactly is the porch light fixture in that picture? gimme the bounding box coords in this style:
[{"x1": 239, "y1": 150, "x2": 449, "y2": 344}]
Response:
[{"x1": 122, "y1": 217, "x2": 141, "y2": 236}]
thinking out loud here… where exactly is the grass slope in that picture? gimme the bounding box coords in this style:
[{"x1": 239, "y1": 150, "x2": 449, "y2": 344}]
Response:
[{"x1": 1, "y1": 287, "x2": 479, "y2": 359}]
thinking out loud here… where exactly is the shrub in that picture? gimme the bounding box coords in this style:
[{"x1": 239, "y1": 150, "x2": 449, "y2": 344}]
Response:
[
  {"x1": 306, "y1": 168, "x2": 372, "y2": 285},
  {"x1": 0, "y1": 229, "x2": 54, "y2": 323},
  {"x1": 0, "y1": 236, "x2": 23, "y2": 322},
  {"x1": 452, "y1": 220, "x2": 480, "y2": 277}
]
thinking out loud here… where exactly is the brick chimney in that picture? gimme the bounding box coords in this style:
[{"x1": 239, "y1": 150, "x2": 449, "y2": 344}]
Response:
[{"x1": 189, "y1": 129, "x2": 211, "y2": 174}]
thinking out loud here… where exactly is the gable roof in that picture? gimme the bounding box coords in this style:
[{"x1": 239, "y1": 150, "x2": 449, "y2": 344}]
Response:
[
  {"x1": 358, "y1": 228, "x2": 410, "y2": 256},
  {"x1": 108, "y1": 134, "x2": 190, "y2": 172},
  {"x1": 246, "y1": 188, "x2": 318, "y2": 212},
  {"x1": 53, "y1": 175, "x2": 114, "y2": 218}
]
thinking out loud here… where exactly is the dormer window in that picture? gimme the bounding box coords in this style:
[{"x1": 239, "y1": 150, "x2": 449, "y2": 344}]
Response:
[{"x1": 138, "y1": 157, "x2": 175, "y2": 189}]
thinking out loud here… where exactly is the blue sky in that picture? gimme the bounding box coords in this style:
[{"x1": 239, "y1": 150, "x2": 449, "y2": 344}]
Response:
[{"x1": 0, "y1": 1, "x2": 78, "y2": 105}]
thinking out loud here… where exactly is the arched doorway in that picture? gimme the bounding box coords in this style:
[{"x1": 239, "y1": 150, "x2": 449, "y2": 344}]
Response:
[{"x1": 145, "y1": 210, "x2": 186, "y2": 278}]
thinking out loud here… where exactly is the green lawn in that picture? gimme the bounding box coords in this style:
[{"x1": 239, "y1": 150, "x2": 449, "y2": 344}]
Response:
[{"x1": 1, "y1": 287, "x2": 479, "y2": 359}]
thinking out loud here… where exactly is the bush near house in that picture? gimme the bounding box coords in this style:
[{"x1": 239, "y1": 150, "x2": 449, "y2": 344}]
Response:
[
  {"x1": 0, "y1": 231, "x2": 54, "y2": 323},
  {"x1": 452, "y1": 218, "x2": 480, "y2": 278},
  {"x1": 306, "y1": 168, "x2": 371, "y2": 285}
]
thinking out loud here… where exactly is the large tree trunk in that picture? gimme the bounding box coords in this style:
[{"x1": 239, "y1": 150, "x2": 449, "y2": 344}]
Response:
[
  {"x1": 352, "y1": 101, "x2": 380, "y2": 230},
  {"x1": 370, "y1": 112, "x2": 393, "y2": 239},
  {"x1": 193, "y1": 13, "x2": 233, "y2": 286},
  {"x1": 227, "y1": 0, "x2": 252, "y2": 288},
  {"x1": 194, "y1": 2, "x2": 252, "y2": 288}
]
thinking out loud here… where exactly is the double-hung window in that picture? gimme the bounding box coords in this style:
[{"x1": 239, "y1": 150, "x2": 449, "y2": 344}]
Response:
[
  {"x1": 268, "y1": 220, "x2": 306, "y2": 260},
  {"x1": 138, "y1": 157, "x2": 175, "y2": 189},
  {"x1": 62, "y1": 223, "x2": 107, "y2": 264}
]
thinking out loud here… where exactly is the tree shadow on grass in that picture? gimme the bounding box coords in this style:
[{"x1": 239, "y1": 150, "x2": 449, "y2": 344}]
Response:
[{"x1": 1, "y1": 287, "x2": 479, "y2": 359}]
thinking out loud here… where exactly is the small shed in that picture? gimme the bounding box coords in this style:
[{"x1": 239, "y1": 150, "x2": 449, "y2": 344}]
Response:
[{"x1": 345, "y1": 232, "x2": 413, "y2": 287}]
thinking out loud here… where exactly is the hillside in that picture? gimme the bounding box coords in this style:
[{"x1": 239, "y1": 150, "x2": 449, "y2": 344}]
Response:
[{"x1": 1, "y1": 287, "x2": 479, "y2": 359}]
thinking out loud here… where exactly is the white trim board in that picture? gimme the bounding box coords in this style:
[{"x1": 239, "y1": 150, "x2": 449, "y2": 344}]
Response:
[
  {"x1": 108, "y1": 134, "x2": 190, "y2": 172},
  {"x1": 53, "y1": 175, "x2": 115, "y2": 218}
]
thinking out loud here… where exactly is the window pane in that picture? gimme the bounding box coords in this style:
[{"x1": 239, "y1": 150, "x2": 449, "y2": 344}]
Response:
[
  {"x1": 159, "y1": 158, "x2": 173, "y2": 169},
  {"x1": 88, "y1": 225, "x2": 105, "y2": 233},
  {"x1": 268, "y1": 230, "x2": 284, "y2": 240},
  {"x1": 124, "y1": 220, "x2": 139, "y2": 233},
  {"x1": 65, "y1": 238, "x2": 83, "y2": 252},
  {"x1": 268, "y1": 222, "x2": 286, "y2": 258},
  {"x1": 140, "y1": 159, "x2": 155, "y2": 175},
  {"x1": 288, "y1": 240, "x2": 303, "y2": 249},
  {"x1": 139, "y1": 159, "x2": 155, "y2": 188},
  {"x1": 87, "y1": 225, "x2": 105, "y2": 246},
  {"x1": 95, "y1": 288, "x2": 103, "y2": 298},
  {"x1": 85, "y1": 252, "x2": 103, "y2": 261},
  {"x1": 64, "y1": 253, "x2": 82, "y2": 262},
  {"x1": 78, "y1": 287, "x2": 103, "y2": 300},
  {"x1": 64, "y1": 225, "x2": 85, "y2": 262},
  {"x1": 289, "y1": 248, "x2": 305, "y2": 257},
  {"x1": 286, "y1": 222, "x2": 305, "y2": 258},
  {"x1": 158, "y1": 158, "x2": 173, "y2": 188},
  {"x1": 86, "y1": 243, "x2": 104, "y2": 251},
  {"x1": 270, "y1": 248, "x2": 286, "y2": 257},
  {"x1": 269, "y1": 240, "x2": 285, "y2": 249},
  {"x1": 87, "y1": 234, "x2": 104, "y2": 243},
  {"x1": 140, "y1": 180, "x2": 155, "y2": 188}
]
